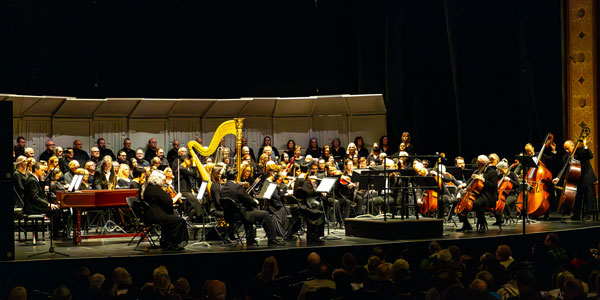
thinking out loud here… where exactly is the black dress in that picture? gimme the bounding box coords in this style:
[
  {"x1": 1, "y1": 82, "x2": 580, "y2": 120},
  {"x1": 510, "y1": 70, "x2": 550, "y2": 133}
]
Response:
[{"x1": 142, "y1": 185, "x2": 188, "y2": 248}]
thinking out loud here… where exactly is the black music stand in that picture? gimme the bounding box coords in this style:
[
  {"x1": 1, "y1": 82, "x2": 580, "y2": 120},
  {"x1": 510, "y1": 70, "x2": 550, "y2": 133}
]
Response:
[
  {"x1": 355, "y1": 169, "x2": 386, "y2": 216},
  {"x1": 190, "y1": 181, "x2": 211, "y2": 248},
  {"x1": 515, "y1": 155, "x2": 536, "y2": 235},
  {"x1": 397, "y1": 169, "x2": 418, "y2": 220},
  {"x1": 316, "y1": 177, "x2": 342, "y2": 240}
]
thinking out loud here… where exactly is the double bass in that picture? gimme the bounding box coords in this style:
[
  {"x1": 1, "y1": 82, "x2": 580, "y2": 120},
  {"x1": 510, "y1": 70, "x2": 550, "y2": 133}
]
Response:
[
  {"x1": 454, "y1": 163, "x2": 488, "y2": 216},
  {"x1": 516, "y1": 133, "x2": 553, "y2": 217},
  {"x1": 556, "y1": 127, "x2": 591, "y2": 215}
]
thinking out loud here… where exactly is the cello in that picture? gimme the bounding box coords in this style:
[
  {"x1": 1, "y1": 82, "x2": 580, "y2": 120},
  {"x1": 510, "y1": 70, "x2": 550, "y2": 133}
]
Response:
[
  {"x1": 516, "y1": 133, "x2": 553, "y2": 217},
  {"x1": 496, "y1": 161, "x2": 519, "y2": 213},
  {"x1": 415, "y1": 162, "x2": 438, "y2": 216},
  {"x1": 556, "y1": 127, "x2": 591, "y2": 215},
  {"x1": 454, "y1": 163, "x2": 487, "y2": 216}
]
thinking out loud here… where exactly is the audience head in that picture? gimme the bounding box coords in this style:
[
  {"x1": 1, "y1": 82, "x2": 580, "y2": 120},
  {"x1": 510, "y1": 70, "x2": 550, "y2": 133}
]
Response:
[
  {"x1": 496, "y1": 244, "x2": 512, "y2": 262},
  {"x1": 52, "y1": 284, "x2": 72, "y2": 300},
  {"x1": 205, "y1": 280, "x2": 226, "y2": 300},
  {"x1": 545, "y1": 233, "x2": 561, "y2": 249},
  {"x1": 307, "y1": 252, "x2": 321, "y2": 272},
  {"x1": 90, "y1": 273, "x2": 106, "y2": 294},
  {"x1": 174, "y1": 277, "x2": 190, "y2": 297},
  {"x1": 260, "y1": 256, "x2": 279, "y2": 281},
  {"x1": 152, "y1": 266, "x2": 171, "y2": 296},
  {"x1": 7, "y1": 286, "x2": 27, "y2": 300},
  {"x1": 113, "y1": 267, "x2": 133, "y2": 287},
  {"x1": 469, "y1": 278, "x2": 487, "y2": 293},
  {"x1": 563, "y1": 277, "x2": 585, "y2": 300},
  {"x1": 392, "y1": 258, "x2": 410, "y2": 274},
  {"x1": 100, "y1": 279, "x2": 117, "y2": 300},
  {"x1": 367, "y1": 255, "x2": 382, "y2": 272},
  {"x1": 341, "y1": 252, "x2": 356, "y2": 273}
]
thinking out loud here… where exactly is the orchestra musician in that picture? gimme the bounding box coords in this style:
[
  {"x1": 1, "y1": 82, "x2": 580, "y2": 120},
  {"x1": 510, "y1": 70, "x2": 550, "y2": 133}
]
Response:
[
  {"x1": 117, "y1": 164, "x2": 131, "y2": 188},
  {"x1": 94, "y1": 156, "x2": 117, "y2": 190},
  {"x1": 496, "y1": 159, "x2": 520, "y2": 222},
  {"x1": 64, "y1": 160, "x2": 80, "y2": 186},
  {"x1": 13, "y1": 156, "x2": 28, "y2": 204},
  {"x1": 174, "y1": 151, "x2": 202, "y2": 219},
  {"x1": 429, "y1": 164, "x2": 464, "y2": 219},
  {"x1": 215, "y1": 170, "x2": 285, "y2": 246},
  {"x1": 340, "y1": 159, "x2": 365, "y2": 215},
  {"x1": 142, "y1": 170, "x2": 188, "y2": 250},
  {"x1": 262, "y1": 162, "x2": 291, "y2": 237},
  {"x1": 54, "y1": 147, "x2": 63, "y2": 159},
  {"x1": 85, "y1": 161, "x2": 96, "y2": 184},
  {"x1": 292, "y1": 164, "x2": 325, "y2": 242},
  {"x1": 458, "y1": 155, "x2": 498, "y2": 233},
  {"x1": 293, "y1": 145, "x2": 304, "y2": 162},
  {"x1": 552, "y1": 138, "x2": 597, "y2": 221},
  {"x1": 24, "y1": 162, "x2": 59, "y2": 214}
]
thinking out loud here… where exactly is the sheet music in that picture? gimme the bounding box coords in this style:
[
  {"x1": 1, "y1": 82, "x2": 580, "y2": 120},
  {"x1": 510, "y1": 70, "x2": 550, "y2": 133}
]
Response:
[
  {"x1": 316, "y1": 177, "x2": 337, "y2": 193},
  {"x1": 68, "y1": 175, "x2": 84, "y2": 192},
  {"x1": 197, "y1": 181, "x2": 208, "y2": 200}
]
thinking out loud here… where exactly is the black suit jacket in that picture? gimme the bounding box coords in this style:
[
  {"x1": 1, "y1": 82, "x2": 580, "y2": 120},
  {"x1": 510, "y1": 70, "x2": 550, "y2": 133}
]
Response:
[
  {"x1": 24, "y1": 176, "x2": 50, "y2": 214},
  {"x1": 478, "y1": 166, "x2": 499, "y2": 207},
  {"x1": 220, "y1": 181, "x2": 256, "y2": 211},
  {"x1": 100, "y1": 148, "x2": 116, "y2": 160},
  {"x1": 557, "y1": 147, "x2": 597, "y2": 187}
]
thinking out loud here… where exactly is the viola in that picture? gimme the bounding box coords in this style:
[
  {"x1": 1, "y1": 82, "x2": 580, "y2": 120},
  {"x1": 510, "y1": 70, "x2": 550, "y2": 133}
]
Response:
[{"x1": 516, "y1": 133, "x2": 553, "y2": 217}]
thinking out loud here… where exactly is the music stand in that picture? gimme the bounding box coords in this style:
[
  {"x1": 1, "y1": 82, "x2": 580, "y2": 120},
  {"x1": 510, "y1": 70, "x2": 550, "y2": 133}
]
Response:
[
  {"x1": 191, "y1": 181, "x2": 212, "y2": 247},
  {"x1": 397, "y1": 169, "x2": 418, "y2": 220},
  {"x1": 515, "y1": 155, "x2": 536, "y2": 235},
  {"x1": 316, "y1": 177, "x2": 342, "y2": 240},
  {"x1": 68, "y1": 175, "x2": 84, "y2": 192}
]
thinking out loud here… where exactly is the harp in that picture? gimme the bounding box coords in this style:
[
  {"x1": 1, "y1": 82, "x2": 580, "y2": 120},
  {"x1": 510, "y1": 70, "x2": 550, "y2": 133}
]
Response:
[{"x1": 187, "y1": 118, "x2": 244, "y2": 198}]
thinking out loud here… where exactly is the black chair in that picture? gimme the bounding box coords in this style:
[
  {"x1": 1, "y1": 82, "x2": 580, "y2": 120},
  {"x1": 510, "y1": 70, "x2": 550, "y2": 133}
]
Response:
[
  {"x1": 282, "y1": 195, "x2": 305, "y2": 240},
  {"x1": 127, "y1": 197, "x2": 160, "y2": 251},
  {"x1": 219, "y1": 197, "x2": 246, "y2": 246}
]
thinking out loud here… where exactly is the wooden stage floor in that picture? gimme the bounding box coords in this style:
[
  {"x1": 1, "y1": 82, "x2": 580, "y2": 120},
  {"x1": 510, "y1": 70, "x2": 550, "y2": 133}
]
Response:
[{"x1": 12, "y1": 214, "x2": 600, "y2": 261}]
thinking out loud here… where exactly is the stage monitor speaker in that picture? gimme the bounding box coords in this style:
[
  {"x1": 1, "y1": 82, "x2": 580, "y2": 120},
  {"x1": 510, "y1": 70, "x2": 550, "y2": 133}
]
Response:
[{"x1": 0, "y1": 102, "x2": 14, "y2": 260}]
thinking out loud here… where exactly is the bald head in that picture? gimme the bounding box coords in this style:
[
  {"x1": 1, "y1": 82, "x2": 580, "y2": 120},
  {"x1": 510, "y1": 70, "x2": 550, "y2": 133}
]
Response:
[
  {"x1": 205, "y1": 280, "x2": 226, "y2": 300},
  {"x1": 524, "y1": 143, "x2": 534, "y2": 156},
  {"x1": 477, "y1": 155, "x2": 489, "y2": 168},
  {"x1": 307, "y1": 252, "x2": 321, "y2": 269},
  {"x1": 564, "y1": 140, "x2": 575, "y2": 154}
]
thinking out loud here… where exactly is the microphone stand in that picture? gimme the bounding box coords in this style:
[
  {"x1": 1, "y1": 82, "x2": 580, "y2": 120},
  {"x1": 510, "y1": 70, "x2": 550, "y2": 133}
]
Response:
[{"x1": 30, "y1": 164, "x2": 69, "y2": 257}]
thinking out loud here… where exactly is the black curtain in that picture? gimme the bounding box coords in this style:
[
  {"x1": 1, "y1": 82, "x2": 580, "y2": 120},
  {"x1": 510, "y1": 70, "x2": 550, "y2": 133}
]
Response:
[{"x1": 1, "y1": 0, "x2": 563, "y2": 162}]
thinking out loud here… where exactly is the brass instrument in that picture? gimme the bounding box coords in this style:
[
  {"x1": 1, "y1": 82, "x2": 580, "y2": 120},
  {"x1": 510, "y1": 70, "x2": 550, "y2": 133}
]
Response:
[{"x1": 187, "y1": 118, "x2": 244, "y2": 199}]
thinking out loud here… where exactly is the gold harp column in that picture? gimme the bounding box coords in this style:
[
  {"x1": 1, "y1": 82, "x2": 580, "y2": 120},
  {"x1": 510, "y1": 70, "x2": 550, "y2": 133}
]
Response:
[
  {"x1": 235, "y1": 118, "x2": 244, "y2": 181},
  {"x1": 566, "y1": 0, "x2": 597, "y2": 170}
]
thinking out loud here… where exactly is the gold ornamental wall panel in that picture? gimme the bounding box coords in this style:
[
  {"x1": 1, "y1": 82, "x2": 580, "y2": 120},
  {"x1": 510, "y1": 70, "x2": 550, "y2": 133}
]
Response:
[{"x1": 567, "y1": 0, "x2": 597, "y2": 170}]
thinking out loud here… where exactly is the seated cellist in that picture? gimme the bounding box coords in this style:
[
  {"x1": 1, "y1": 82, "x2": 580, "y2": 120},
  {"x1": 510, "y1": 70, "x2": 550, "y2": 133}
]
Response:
[{"x1": 457, "y1": 155, "x2": 498, "y2": 233}]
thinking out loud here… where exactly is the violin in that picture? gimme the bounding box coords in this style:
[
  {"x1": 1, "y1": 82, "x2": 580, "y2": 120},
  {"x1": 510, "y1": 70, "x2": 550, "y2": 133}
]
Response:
[{"x1": 164, "y1": 184, "x2": 182, "y2": 204}]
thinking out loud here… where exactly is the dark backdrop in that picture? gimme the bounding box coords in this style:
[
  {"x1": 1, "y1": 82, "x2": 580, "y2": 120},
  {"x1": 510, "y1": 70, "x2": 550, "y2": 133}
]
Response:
[{"x1": 0, "y1": 0, "x2": 563, "y2": 161}]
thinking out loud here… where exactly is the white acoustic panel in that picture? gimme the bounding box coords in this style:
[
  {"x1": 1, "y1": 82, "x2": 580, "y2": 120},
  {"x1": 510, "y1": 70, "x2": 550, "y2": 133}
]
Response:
[
  {"x1": 243, "y1": 117, "x2": 273, "y2": 154},
  {"x1": 92, "y1": 119, "x2": 128, "y2": 152},
  {"x1": 167, "y1": 119, "x2": 202, "y2": 148},
  {"x1": 129, "y1": 119, "x2": 166, "y2": 151},
  {"x1": 273, "y1": 117, "x2": 310, "y2": 154},
  {"x1": 313, "y1": 115, "x2": 348, "y2": 150},
  {"x1": 21, "y1": 118, "x2": 51, "y2": 159},
  {"x1": 349, "y1": 115, "x2": 387, "y2": 149},
  {"x1": 53, "y1": 119, "x2": 91, "y2": 153}
]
